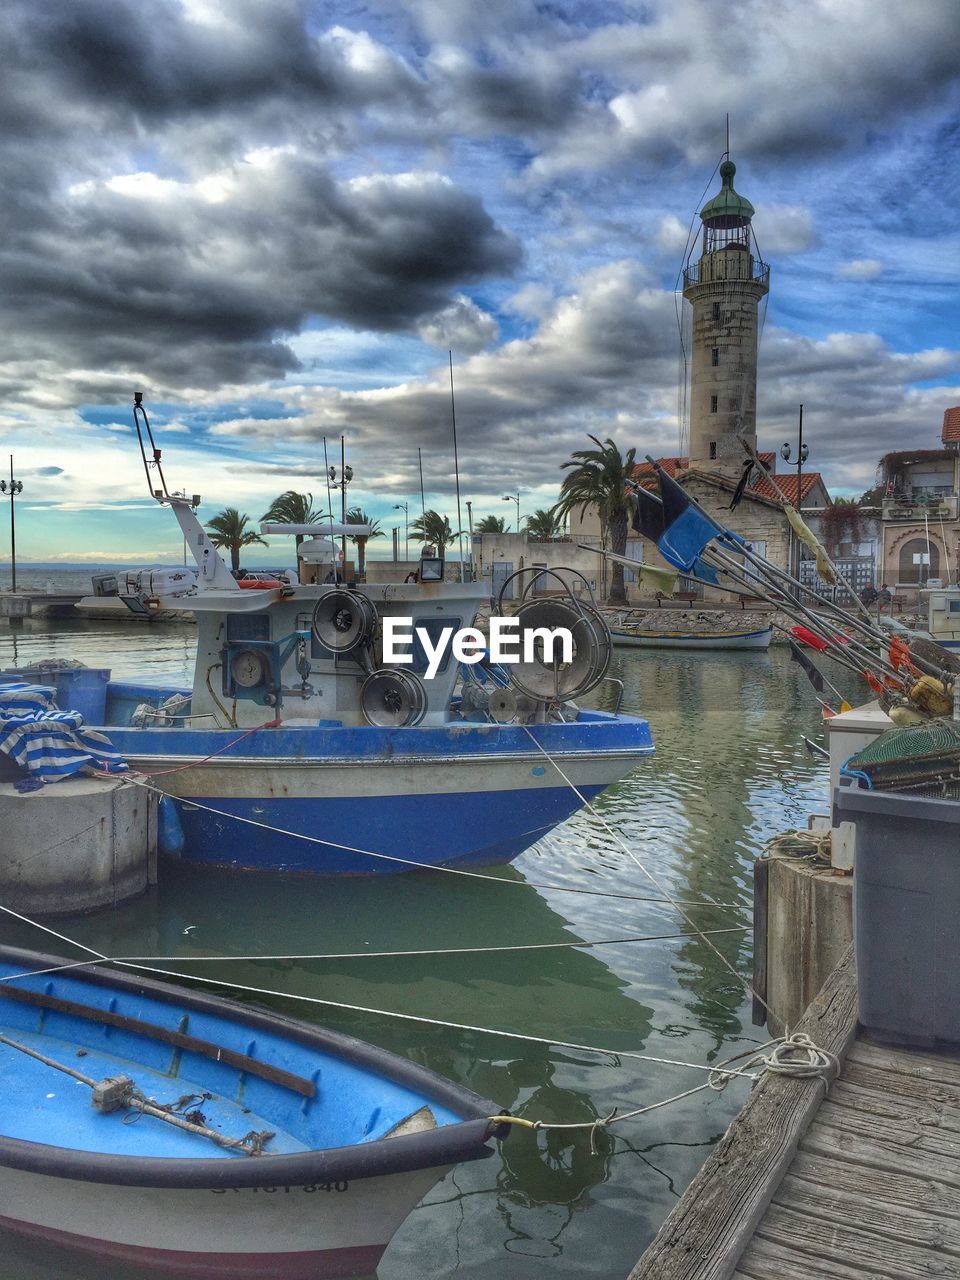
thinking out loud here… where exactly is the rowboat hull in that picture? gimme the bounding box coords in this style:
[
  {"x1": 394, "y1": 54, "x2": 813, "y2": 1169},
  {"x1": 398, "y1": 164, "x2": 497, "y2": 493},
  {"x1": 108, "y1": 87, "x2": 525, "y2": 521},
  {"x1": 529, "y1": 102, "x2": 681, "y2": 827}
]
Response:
[
  {"x1": 106, "y1": 713, "x2": 654, "y2": 874},
  {"x1": 609, "y1": 626, "x2": 772, "y2": 650},
  {"x1": 0, "y1": 946, "x2": 506, "y2": 1278},
  {"x1": 0, "y1": 1163, "x2": 440, "y2": 1278}
]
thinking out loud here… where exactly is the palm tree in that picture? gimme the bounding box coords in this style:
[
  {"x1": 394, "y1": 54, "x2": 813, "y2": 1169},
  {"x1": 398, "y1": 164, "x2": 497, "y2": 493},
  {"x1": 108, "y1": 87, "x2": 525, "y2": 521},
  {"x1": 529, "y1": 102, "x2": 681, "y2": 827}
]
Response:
[
  {"x1": 476, "y1": 515, "x2": 509, "y2": 534},
  {"x1": 345, "y1": 507, "x2": 384, "y2": 578},
  {"x1": 206, "y1": 507, "x2": 267, "y2": 574},
  {"x1": 411, "y1": 510, "x2": 457, "y2": 558},
  {"x1": 554, "y1": 436, "x2": 637, "y2": 603},
  {"x1": 525, "y1": 508, "x2": 564, "y2": 540},
  {"x1": 260, "y1": 491, "x2": 323, "y2": 549}
]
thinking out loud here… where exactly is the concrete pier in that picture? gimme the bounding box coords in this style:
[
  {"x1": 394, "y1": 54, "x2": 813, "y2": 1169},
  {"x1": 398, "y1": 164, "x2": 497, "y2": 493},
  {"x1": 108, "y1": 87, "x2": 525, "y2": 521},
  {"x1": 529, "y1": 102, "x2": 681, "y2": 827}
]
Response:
[{"x1": 0, "y1": 778, "x2": 157, "y2": 915}]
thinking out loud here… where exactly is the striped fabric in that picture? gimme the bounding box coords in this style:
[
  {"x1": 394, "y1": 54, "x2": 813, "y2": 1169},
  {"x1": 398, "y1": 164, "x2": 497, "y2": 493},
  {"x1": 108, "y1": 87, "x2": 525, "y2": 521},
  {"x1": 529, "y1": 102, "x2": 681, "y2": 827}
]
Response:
[{"x1": 0, "y1": 682, "x2": 127, "y2": 782}]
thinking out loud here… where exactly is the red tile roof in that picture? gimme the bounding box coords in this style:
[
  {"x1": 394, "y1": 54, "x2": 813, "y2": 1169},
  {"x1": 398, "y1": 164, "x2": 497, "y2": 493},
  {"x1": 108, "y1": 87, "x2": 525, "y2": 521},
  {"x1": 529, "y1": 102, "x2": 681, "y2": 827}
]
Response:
[
  {"x1": 750, "y1": 471, "x2": 823, "y2": 504},
  {"x1": 631, "y1": 452, "x2": 826, "y2": 504},
  {"x1": 943, "y1": 406, "x2": 960, "y2": 443}
]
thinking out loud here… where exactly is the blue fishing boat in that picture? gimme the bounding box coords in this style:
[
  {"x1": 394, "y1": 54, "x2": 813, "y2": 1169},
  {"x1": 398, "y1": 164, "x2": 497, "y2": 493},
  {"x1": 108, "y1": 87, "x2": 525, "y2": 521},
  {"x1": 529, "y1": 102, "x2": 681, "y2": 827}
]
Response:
[
  {"x1": 0, "y1": 944, "x2": 507, "y2": 1277},
  {"x1": 68, "y1": 397, "x2": 654, "y2": 875}
]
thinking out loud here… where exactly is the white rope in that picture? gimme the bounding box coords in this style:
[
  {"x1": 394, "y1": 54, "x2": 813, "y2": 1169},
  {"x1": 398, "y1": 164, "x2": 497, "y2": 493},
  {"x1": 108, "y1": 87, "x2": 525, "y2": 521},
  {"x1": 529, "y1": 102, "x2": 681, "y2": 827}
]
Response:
[
  {"x1": 0, "y1": 926, "x2": 749, "y2": 971},
  {"x1": 496, "y1": 1030, "x2": 840, "y2": 1150},
  {"x1": 519, "y1": 725, "x2": 774, "y2": 1018},
  {"x1": 0, "y1": 905, "x2": 762, "y2": 1085},
  {"x1": 112, "y1": 774, "x2": 747, "y2": 912}
]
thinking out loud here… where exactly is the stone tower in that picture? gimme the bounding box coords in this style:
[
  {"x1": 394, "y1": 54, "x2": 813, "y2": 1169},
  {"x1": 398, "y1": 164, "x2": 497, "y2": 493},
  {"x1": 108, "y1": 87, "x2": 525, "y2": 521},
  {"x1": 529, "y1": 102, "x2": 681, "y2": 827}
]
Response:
[{"x1": 683, "y1": 159, "x2": 769, "y2": 473}]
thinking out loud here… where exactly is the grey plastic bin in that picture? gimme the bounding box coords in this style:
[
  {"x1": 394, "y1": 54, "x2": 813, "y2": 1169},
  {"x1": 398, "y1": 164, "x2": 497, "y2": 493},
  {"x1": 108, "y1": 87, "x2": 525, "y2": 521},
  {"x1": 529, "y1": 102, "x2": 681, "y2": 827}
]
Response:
[{"x1": 834, "y1": 781, "x2": 960, "y2": 1047}]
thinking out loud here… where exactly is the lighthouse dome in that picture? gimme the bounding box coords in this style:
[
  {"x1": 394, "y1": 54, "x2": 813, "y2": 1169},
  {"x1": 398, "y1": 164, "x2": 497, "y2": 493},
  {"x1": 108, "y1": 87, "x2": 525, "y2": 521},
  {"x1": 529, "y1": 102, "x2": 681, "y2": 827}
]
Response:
[{"x1": 699, "y1": 159, "x2": 755, "y2": 227}]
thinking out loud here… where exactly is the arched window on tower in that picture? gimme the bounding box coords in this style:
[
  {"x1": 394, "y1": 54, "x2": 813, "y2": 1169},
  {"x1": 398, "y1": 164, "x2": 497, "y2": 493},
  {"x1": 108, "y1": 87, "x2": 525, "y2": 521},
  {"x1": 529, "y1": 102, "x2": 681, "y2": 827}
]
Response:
[{"x1": 898, "y1": 537, "x2": 939, "y2": 585}]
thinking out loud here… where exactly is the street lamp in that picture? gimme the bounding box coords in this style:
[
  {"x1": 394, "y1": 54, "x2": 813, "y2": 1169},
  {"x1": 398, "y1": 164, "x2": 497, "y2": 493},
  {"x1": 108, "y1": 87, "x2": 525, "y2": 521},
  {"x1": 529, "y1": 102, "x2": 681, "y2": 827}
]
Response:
[
  {"x1": 780, "y1": 404, "x2": 809, "y2": 577},
  {"x1": 393, "y1": 502, "x2": 409, "y2": 561},
  {"x1": 502, "y1": 490, "x2": 521, "y2": 531},
  {"x1": 0, "y1": 456, "x2": 24, "y2": 592},
  {"x1": 327, "y1": 441, "x2": 353, "y2": 576}
]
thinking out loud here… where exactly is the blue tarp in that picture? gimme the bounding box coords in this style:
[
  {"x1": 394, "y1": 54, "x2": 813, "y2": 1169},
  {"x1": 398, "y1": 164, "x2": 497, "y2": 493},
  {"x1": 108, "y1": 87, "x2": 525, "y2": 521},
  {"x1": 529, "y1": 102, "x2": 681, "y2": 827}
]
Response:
[{"x1": 0, "y1": 682, "x2": 127, "y2": 783}]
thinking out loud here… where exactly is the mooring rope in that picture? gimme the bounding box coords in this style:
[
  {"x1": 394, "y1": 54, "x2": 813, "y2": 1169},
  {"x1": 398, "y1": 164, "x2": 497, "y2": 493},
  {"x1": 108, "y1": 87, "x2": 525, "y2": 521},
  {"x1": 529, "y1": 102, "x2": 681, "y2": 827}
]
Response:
[
  {"x1": 106, "y1": 772, "x2": 748, "y2": 913},
  {"x1": 0, "y1": 905, "x2": 765, "y2": 1085}
]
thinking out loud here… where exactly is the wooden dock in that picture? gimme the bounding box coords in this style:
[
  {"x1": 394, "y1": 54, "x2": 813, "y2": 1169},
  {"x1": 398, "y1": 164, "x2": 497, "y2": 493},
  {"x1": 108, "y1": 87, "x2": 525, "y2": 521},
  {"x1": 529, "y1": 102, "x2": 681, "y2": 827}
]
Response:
[{"x1": 629, "y1": 946, "x2": 960, "y2": 1279}]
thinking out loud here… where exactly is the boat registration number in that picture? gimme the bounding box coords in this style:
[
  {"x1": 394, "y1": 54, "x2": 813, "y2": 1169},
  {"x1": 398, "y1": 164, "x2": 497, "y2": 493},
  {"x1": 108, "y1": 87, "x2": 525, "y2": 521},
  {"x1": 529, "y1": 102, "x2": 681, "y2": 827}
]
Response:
[{"x1": 211, "y1": 1182, "x2": 350, "y2": 1194}]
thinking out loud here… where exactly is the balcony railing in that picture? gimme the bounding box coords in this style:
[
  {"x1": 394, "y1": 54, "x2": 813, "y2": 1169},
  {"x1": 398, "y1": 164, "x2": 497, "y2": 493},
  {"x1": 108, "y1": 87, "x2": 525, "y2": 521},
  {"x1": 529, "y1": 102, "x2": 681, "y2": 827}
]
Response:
[
  {"x1": 883, "y1": 494, "x2": 958, "y2": 520},
  {"x1": 683, "y1": 257, "x2": 769, "y2": 288}
]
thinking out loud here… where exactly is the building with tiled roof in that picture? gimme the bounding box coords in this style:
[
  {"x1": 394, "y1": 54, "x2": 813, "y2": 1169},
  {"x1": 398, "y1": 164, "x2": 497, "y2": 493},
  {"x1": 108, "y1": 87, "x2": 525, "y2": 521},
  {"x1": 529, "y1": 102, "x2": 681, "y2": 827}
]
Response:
[{"x1": 942, "y1": 406, "x2": 960, "y2": 445}]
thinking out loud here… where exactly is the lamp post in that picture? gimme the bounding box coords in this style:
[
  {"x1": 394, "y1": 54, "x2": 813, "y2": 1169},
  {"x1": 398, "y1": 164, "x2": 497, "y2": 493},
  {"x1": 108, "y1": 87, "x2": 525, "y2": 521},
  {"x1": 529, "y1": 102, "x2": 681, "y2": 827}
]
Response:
[
  {"x1": 502, "y1": 489, "x2": 521, "y2": 532},
  {"x1": 780, "y1": 404, "x2": 809, "y2": 580},
  {"x1": 0, "y1": 457, "x2": 24, "y2": 592},
  {"x1": 327, "y1": 447, "x2": 353, "y2": 579},
  {"x1": 393, "y1": 502, "x2": 409, "y2": 562}
]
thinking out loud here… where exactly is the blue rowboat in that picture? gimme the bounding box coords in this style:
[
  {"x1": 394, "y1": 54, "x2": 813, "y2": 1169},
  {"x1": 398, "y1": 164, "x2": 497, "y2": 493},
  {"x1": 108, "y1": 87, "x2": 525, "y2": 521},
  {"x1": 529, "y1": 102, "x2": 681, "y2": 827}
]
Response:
[{"x1": 0, "y1": 945, "x2": 507, "y2": 1278}]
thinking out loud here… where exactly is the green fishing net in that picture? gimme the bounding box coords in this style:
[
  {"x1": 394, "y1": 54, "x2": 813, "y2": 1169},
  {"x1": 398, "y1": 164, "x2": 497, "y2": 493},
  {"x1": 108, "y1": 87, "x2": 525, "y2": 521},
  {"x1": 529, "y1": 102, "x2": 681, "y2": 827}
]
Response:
[{"x1": 847, "y1": 721, "x2": 960, "y2": 794}]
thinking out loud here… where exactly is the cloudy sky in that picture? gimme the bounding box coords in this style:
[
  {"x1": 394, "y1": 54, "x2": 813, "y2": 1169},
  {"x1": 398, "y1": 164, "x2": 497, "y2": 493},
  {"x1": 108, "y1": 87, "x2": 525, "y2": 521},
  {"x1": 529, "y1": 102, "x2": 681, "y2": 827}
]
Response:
[{"x1": 2, "y1": 0, "x2": 959, "y2": 565}]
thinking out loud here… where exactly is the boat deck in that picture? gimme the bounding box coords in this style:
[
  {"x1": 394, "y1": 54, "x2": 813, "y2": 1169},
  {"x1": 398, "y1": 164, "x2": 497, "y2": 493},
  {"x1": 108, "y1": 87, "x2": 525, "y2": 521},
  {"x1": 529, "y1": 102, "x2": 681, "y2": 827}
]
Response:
[{"x1": 629, "y1": 948, "x2": 960, "y2": 1279}]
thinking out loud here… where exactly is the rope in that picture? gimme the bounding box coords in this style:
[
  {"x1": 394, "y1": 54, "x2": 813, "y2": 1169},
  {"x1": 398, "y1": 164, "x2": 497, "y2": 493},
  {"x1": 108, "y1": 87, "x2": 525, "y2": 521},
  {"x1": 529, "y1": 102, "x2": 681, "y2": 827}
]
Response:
[
  {"x1": 0, "y1": 926, "x2": 751, "y2": 977},
  {"x1": 0, "y1": 1029, "x2": 273, "y2": 1156},
  {"x1": 103, "y1": 774, "x2": 747, "y2": 912},
  {"x1": 0, "y1": 906, "x2": 764, "y2": 1084},
  {"x1": 519, "y1": 725, "x2": 775, "y2": 1020},
  {"x1": 764, "y1": 828, "x2": 832, "y2": 866},
  {"x1": 490, "y1": 1031, "x2": 839, "y2": 1152}
]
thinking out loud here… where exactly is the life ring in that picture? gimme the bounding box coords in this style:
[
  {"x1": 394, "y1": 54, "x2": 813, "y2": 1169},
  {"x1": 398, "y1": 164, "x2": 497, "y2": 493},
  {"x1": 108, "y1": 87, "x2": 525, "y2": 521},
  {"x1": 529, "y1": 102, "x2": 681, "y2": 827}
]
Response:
[{"x1": 238, "y1": 578, "x2": 282, "y2": 589}]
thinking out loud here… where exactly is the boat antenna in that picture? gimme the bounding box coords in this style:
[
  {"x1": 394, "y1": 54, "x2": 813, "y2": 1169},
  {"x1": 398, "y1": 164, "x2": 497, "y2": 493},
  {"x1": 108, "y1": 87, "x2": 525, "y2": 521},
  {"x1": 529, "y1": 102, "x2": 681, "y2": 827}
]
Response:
[
  {"x1": 418, "y1": 446, "x2": 426, "y2": 516},
  {"x1": 132, "y1": 392, "x2": 169, "y2": 499},
  {"x1": 448, "y1": 351, "x2": 465, "y2": 573}
]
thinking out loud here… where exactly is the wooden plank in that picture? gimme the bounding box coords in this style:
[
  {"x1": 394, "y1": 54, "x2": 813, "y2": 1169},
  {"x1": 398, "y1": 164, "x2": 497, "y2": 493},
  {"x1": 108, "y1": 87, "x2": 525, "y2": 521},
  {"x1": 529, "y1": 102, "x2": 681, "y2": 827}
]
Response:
[
  {"x1": 803, "y1": 1118, "x2": 960, "y2": 1191},
  {"x1": 850, "y1": 1038, "x2": 960, "y2": 1089},
  {"x1": 829, "y1": 1077, "x2": 960, "y2": 1137},
  {"x1": 844, "y1": 1057, "x2": 960, "y2": 1114},
  {"x1": 776, "y1": 1168, "x2": 960, "y2": 1256},
  {"x1": 751, "y1": 857, "x2": 768, "y2": 1028},
  {"x1": 737, "y1": 1234, "x2": 874, "y2": 1280},
  {"x1": 755, "y1": 1201, "x2": 960, "y2": 1279},
  {"x1": 790, "y1": 1148, "x2": 960, "y2": 1223},
  {"x1": 816, "y1": 1097, "x2": 960, "y2": 1160},
  {"x1": 627, "y1": 946, "x2": 858, "y2": 1280}
]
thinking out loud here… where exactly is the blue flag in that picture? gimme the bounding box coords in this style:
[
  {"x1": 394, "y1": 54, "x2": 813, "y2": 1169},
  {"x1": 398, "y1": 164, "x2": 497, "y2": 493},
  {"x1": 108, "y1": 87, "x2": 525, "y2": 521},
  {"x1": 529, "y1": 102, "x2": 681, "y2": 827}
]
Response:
[{"x1": 656, "y1": 467, "x2": 723, "y2": 572}]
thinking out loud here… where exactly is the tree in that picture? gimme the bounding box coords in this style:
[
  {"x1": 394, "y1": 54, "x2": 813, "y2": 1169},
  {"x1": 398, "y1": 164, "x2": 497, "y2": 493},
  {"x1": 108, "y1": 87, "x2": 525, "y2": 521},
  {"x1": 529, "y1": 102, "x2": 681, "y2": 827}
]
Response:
[
  {"x1": 260, "y1": 491, "x2": 324, "y2": 549},
  {"x1": 554, "y1": 436, "x2": 637, "y2": 604},
  {"x1": 345, "y1": 507, "x2": 384, "y2": 578},
  {"x1": 411, "y1": 510, "x2": 457, "y2": 557},
  {"x1": 526, "y1": 508, "x2": 564, "y2": 539},
  {"x1": 476, "y1": 515, "x2": 509, "y2": 533},
  {"x1": 206, "y1": 507, "x2": 267, "y2": 574}
]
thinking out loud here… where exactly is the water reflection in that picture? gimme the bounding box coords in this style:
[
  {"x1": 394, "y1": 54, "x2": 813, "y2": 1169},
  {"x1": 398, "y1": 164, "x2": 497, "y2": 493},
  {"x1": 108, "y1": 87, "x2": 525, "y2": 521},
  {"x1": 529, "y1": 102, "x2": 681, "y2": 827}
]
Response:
[{"x1": 0, "y1": 620, "x2": 836, "y2": 1279}]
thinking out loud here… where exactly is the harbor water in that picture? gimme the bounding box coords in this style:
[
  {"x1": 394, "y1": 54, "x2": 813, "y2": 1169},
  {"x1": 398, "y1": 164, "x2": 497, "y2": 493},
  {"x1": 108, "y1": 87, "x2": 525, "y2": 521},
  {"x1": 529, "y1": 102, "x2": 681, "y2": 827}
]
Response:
[{"x1": 0, "y1": 615, "x2": 836, "y2": 1279}]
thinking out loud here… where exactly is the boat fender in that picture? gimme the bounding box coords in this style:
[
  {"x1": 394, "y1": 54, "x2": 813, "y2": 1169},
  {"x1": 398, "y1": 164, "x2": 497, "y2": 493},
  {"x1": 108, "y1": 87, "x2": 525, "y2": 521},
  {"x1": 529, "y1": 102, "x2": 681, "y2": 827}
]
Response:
[
  {"x1": 239, "y1": 578, "x2": 282, "y2": 589},
  {"x1": 158, "y1": 795, "x2": 185, "y2": 857}
]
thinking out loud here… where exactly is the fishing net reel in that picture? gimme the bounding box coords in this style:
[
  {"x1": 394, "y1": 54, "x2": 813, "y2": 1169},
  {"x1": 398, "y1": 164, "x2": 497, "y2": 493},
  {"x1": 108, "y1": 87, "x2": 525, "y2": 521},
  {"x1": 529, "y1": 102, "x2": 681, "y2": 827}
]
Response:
[
  {"x1": 311, "y1": 589, "x2": 378, "y2": 655},
  {"x1": 359, "y1": 668, "x2": 427, "y2": 728},
  {"x1": 494, "y1": 568, "x2": 612, "y2": 707}
]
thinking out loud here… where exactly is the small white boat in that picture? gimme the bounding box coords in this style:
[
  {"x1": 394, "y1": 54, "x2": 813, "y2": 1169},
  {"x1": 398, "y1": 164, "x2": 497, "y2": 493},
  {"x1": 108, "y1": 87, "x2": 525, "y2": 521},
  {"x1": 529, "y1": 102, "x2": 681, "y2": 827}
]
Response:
[
  {"x1": 0, "y1": 944, "x2": 507, "y2": 1278},
  {"x1": 610, "y1": 621, "x2": 772, "y2": 650}
]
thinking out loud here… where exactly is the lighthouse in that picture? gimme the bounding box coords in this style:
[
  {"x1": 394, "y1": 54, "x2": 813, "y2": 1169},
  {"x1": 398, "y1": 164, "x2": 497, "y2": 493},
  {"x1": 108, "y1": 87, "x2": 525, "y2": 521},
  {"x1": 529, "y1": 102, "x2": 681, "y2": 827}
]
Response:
[{"x1": 683, "y1": 159, "x2": 769, "y2": 473}]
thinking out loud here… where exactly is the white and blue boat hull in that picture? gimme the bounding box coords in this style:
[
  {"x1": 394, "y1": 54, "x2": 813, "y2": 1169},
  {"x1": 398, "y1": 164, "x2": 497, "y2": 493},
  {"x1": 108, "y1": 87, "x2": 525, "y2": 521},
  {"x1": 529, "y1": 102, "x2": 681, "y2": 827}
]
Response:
[{"x1": 108, "y1": 712, "x2": 653, "y2": 874}]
